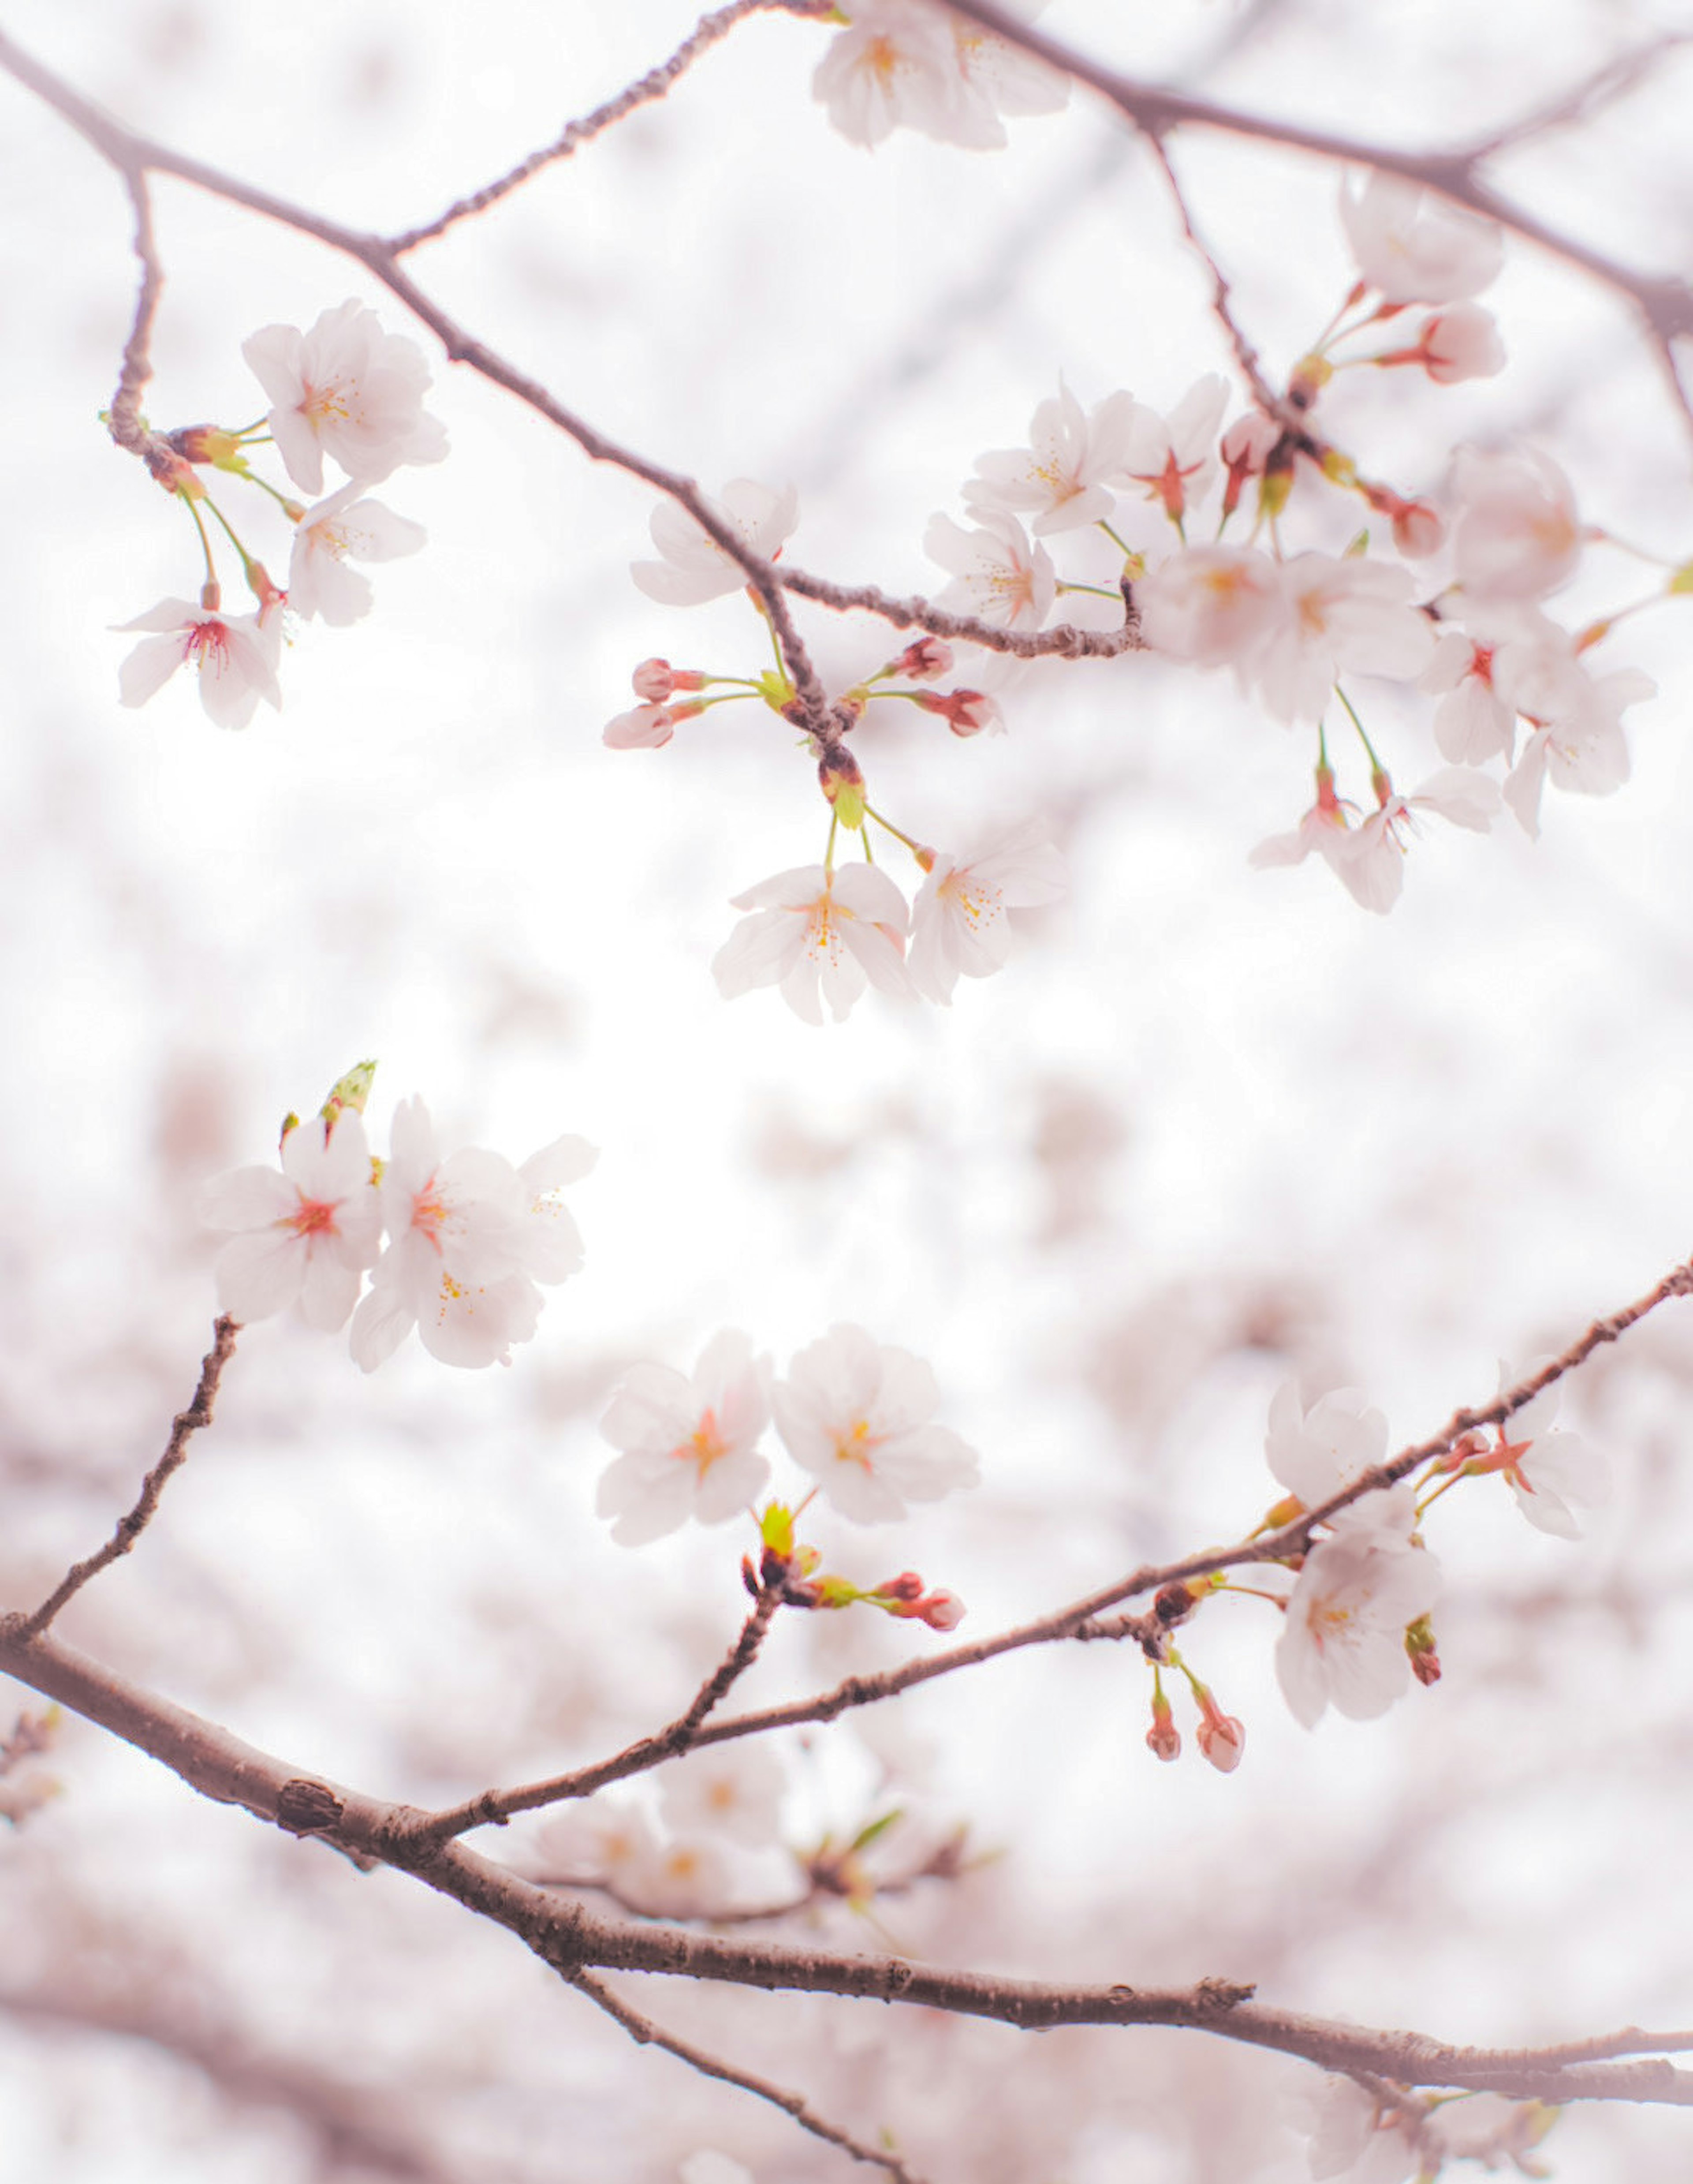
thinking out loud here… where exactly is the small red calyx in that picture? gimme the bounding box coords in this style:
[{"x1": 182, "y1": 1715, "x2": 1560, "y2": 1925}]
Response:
[
  {"x1": 1145, "y1": 1687, "x2": 1181, "y2": 1762},
  {"x1": 1405, "y1": 1615, "x2": 1442, "y2": 1687}
]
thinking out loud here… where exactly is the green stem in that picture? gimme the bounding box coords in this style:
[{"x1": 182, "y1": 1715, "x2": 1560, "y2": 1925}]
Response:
[
  {"x1": 1334, "y1": 684, "x2": 1386, "y2": 775},
  {"x1": 178, "y1": 489, "x2": 217, "y2": 591},
  {"x1": 1056, "y1": 581, "x2": 1122, "y2": 600},
  {"x1": 863, "y1": 804, "x2": 927, "y2": 859},
  {"x1": 823, "y1": 809, "x2": 839, "y2": 877}
]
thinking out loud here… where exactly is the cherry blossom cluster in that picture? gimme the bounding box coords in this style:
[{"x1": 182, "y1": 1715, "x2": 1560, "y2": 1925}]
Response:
[
  {"x1": 1139, "y1": 1371, "x2": 1607, "y2": 1773},
  {"x1": 1298, "y1": 2072, "x2": 1558, "y2": 2184},
  {"x1": 199, "y1": 1063, "x2": 593, "y2": 1370},
  {"x1": 116, "y1": 300, "x2": 443, "y2": 728},
  {"x1": 812, "y1": 0, "x2": 1069, "y2": 151}
]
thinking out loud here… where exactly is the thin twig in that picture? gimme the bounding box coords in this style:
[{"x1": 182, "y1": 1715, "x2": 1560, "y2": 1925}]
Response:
[
  {"x1": 390, "y1": 0, "x2": 829, "y2": 255},
  {"x1": 567, "y1": 1967, "x2": 931, "y2": 2184},
  {"x1": 18, "y1": 1317, "x2": 239, "y2": 1641}
]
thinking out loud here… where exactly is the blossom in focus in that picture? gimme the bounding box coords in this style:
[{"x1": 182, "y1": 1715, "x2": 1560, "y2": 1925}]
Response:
[
  {"x1": 1339, "y1": 171, "x2": 1504, "y2": 303},
  {"x1": 1488, "y1": 1364, "x2": 1611, "y2": 1539},
  {"x1": 604, "y1": 702, "x2": 682, "y2": 750},
  {"x1": 773, "y1": 1323, "x2": 980, "y2": 1523},
  {"x1": 287, "y1": 483, "x2": 426, "y2": 626},
  {"x1": 1248, "y1": 766, "x2": 1355, "y2": 881},
  {"x1": 657, "y1": 1744, "x2": 785, "y2": 1847},
  {"x1": 965, "y1": 381, "x2": 1138, "y2": 534},
  {"x1": 1450, "y1": 446, "x2": 1581, "y2": 602},
  {"x1": 631, "y1": 479, "x2": 799, "y2": 606},
  {"x1": 116, "y1": 597, "x2": 283, "y2": 730},
  {"x1": 908, "y1": 816, "x2": 1067, "y2": 1004},
  {"x1": 1249, "y1": 555, "x2": 1438, "y2": 725},
  {"x1": 596, "y1": 1330, "x2": 772, "y2": 1546},
  {"x1": 1134, "y1": 544, "x2": 1282, "y2": 670},
  {"x1": 1118, "y1": 375, "x2": 1229, "y2": 527},
  {"x1": 200, "y1": 1113, "x2": 380, "y2": 1331},
  {"x1": 242, "y1": 300, "x2": 448, "y2": 497},
  {"x1": 1333, "y1": 767, "x2": 1500, "y2": 915},
  {"x1": 1503, "y1": 662, "x2": 1654, "y2": 838},
  {"x1": 348, "y1": 1097, "x2": 594, "y2": 1371},
  {"x1": 925, "y1": 509, "x2": 1055, "y2": 629},
  {"x1": 712, "y1": 863, "x2": 915, "y2": 1026},
  {"x1": 1422, "y1": 631, "x2": 1518, "y2": 765},
  {"x1": 1276, "y1": 1529, "x2": 1442, "y2": 1729},
  {"x1": 812, "y1": 0, "x2": 964, "y2": 147},
  {"x1": 1264, "y1": 1382, "x2": 1391, "y2": 1513}
]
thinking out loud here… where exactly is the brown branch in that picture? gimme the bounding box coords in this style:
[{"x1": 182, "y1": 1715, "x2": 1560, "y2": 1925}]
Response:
[
  {"x1": 775, "y1": 566, "x2": 1141, "y2": 656},
  {"x1": 389, "y1": 0, "x2": 829, "y2": 255},
  {"x1": 109, "y1": 165, "x2": 165, "y2": 455},
  {"x1": 17, "y1": 1316, "x2": 238, "y2": 1641},
  {"x1": 566, "y1": 1967, "x2": 930, "y2": 2184}
]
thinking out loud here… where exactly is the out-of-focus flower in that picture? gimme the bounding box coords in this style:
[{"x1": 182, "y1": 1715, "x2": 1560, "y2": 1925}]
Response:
[
  {"x1": 632, "y1": 479, "x2": 798, "y2": 606},
  {"x1": 657, "y1": 1744, "x2": 785, "y2": 1847},
  {"x1": 813, "y1": 0, "x2": 964, "y2": 147},
  {"x1": 287, "y1": 484, "x2": 425, "y2": 625},
  {"x1": 349, "y1": 1097, "x2": 593, "y2": 1371},
  {"x1": 1416, "y1": 302, "x2": 1507, "y2": 383},
  {"x1": 597, "y1": 1331, "x2": 772, "y2": 1546},
  {"x1": 908, "y1": 816, "x2": 1067, "y2": 1004},
  {"x1": 1134, "y1": 544, "x2": 1281, "y2": 669},
  {"x1": 1299, "y1": 2073, "x2": 1425, "y2": 2183},
  {"x1": 1277, "y1": 1531, "x2": 1442, "y2": 1728},
  {"x1": 1451, "y1": 446, "x2": 1581, "y2": 602},
  {"x1": 1339, "y1": 171, "x2": 1503, "y2": 303},
  {"x1": 965, "y1": 381, "x2": 1138, "y2": 534},
  {"x1": 116, "y1": 597, "x2": 283, "y2": 730},
  {"x1": 925, "y1": 509, "x2": 1055, "y2": 629},
  {"x1": 712, "y1": 863, "x2": 914, "y2": 1025},
  {"x1": 944, "y1": 5, "x2": 1069, "y2": 147},
  {"x1": 1249, "y1": 555, "x2": 1437, "y2": 725},
  {"x1": 242, "y1": 299, "x2": 447, "y2": 496},
  {"x1": 773, "y1": 1323, "x2": 980, "y2": 1522},
  {"x1": 201, "y1": 1113, "x2": 380, "y2": 1331}
]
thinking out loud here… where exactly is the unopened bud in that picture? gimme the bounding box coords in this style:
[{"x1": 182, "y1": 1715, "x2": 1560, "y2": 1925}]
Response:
[
  {"x1": 914, "y1": 688, "x2": 1002, "y2": 739},
  {"x1": 919, "y1": 1590, "x2": 965, "y2": 1631},
  {"x1": 245, "y1": 559, "x2": 285, "y2": 613},
  {"x1": 320, "y1": 1060, "x2": 377, "y2": 1124},
  {"x1": 1391, "y1": 500, "x2": 1445, "y2": 559},
  {"x1": 1405, "y1": 1614, "x2": 1442, "y2": 1687},
  {"x1": 1145, "y1": 1688, "x2": 1181, "y2": 1763},
  {"x1": 897, "y1": 637, "x2": 954, "y2": 682},
  {"x1": 632, "y1": 657, "x2": 675, "y2": 701},
  {"x1": 1154, "y1": 1583, "x2": 1196, "y2": 1626},
  {"x1": 877, "y1": 1571, "x2": 927, "y2": 1603},
  {"x1": 818, "y1": 743, "x2": 867, "y2": 829},
  {"x1": 1196, "y1": 1712, "x2": 1245, "y2": 1773}
]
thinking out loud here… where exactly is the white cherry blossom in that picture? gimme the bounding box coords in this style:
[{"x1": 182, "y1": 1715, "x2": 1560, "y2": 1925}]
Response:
[
  {"x1": 1451, "y1": 446, "x2": 1581, "y2": 602},
  {"x1": 964, "y1": 381, "x2": 1137, "y2": 534},
  {"x1": 812, "y1": 0, "x2": 964, "y2": 148},
  {"x1": 200, "y1": 1113, "x2": 380, "y2": 1332},
  {"x1": 925, "y1": 509, "x2": 1055, "y2": 630},
  {"x1": 1422, "y1": 630, "x2": 1518, "y2": 765},
  {"x1": 1503, "y1": 662, "x2": 1654, "y2": 838},
  {"x1": 712, "y1": 863, "x2": 915, "y2": 1026},
  {"x1": 348, "y1": 1098, "x2": 593, "y2": 1372},
  {"x1": 287, "y1": 484, "x2": 426, "y2": 626},
  {"x1": 1248, "y1": 771, "x2": 1355, "y2": 880},
  {"x1": 1277, "y1": 1531, "x2": 1442, "y2": 1729},
  {"x1": 1249, "y1": 555, "x2": 1438, "y2": 726},
  {"x1": 657, "y1": 1745, "x2": 785, "y2": 1847},
  {"x1": 116, "y1": 597, "x2": 283, "y2": 730},
  {"x1": 944, "y1": 7, "x2": 1069, "y2": 148},
  {"x1": 596, "y1": 1330, "x2": 772, "y2": 1546},
  {"x1": 1265, "y1": 1382, "x2": 1389, "y2": 1512},
  {"x1": 1300, "y1": 2074, "x2": 1423, "y2": 2184},
  {"x1": 1135, "y1": 544, "x2": 1282, "y2": 669},
  {"x1": 1417, "y1": 301, "x2": 1506, "y2": 383},
  {"x1": 242, "y1": 299, "x2": 447, "y2": 497},
  {"x1": 1118, "y1": 375, "x2": 1229, "y2": 528},
  {"x1": 908, "y1": 817, "x2": 1067, "y2": 1004},
  {"x1": 1491, "y1": 1365, "x2": 1611, "y2": 1539},
  {"x1": 631, "y1": 479, "x2": 799, "y2": 606},
  {"x1": 773, "y1": 1323, "x2": 980, "y2": 1523},
  {"x1": 1333, "y1": 768, "x2": 1499, "y2": 915},
  {"x1": 1339, "y1": 171, "x2": 1503, "y2": 303}
]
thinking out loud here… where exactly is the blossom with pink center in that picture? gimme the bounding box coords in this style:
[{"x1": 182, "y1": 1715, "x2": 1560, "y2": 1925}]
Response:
[
  {"x1": 596, "y1": 1330, "x2": 773, "y2": 1546},
  {"x1": 1219, "y1": 411, "x2": 1282, "y2": 519},
  {"x1": 908, "y1": 816, "x2": 1067, "y2": 1004},
  {"x1": 286, "y1": 483, "x2": 425, "y2": 626},
  {"x1": 712, "y1": 862, "x2": 915, "y2": 1026},
  {"x1": 116, "y1": 597, "x2": 283, "y2": 730},
  {"x1": 1333, "y1": 768, "x2": 1499, "y2": 914},
  {"x1": 1134, "y1": 544, "x2": 1282, "y2": 669},
  {"x1": 631, "y1": 479, "x2": 798, "y2": 607},
  {"x1": 657, "y1": 1744, "x2": 785, "y2": 1847},
  {"x1": 348, "y1": 1097, "x2": 593, "y2": 1372},
  {"x1": 200, "y1": 1113, "x2": 380, "y2": 1331},
  {"x1": 1450, "y1": 446, "x2": 1582, "y2": 602},
  {"x1": 1277, "y1": 1529, "x2": 1442, "y2": 1728},
  {"x1": 1117, "y1": 375, "x2": 1229, "y2": 528},
  {"x1": 1422, "y1": 631, "x2": 1518, "y2": 765},
  {"x1": 1249, "y1": 554, "x2": 1438, "y2": 725},
  {"x1": 924, "y1": 509, "x2": 1055, "y2": 630},
  {"x1": 1487, "y1": 1365, "x2": 1610, "y2": 1539},
  {"x1": 1339, "y1": 171, "x2": 1504, "y2": 303},
  {"x1": 1503, "y1": 663, "x2": 1654, "y2": 838},
  {"x1": 965, "y1": 381, "x2": 1138, "y2": 535},
  {"x1": 242, "y1": 300, "x2": 447, "y2": 497},
  {"x1": 1248, "y1": 766, "x2": 1356, "y2": 880},
  {"x1": 772, "y1": 1323, "x2": 980, "y2": 1523}
]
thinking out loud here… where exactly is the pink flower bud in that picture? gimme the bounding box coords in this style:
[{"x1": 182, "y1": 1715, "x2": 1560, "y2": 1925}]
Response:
[
  {"x1": 877, "y1": 1571, "x2": 927, "y2": 1602},
  {"x1": 631, "y1": 657, "x2": 675, "y2": 701},
  {"x1": 898, "y1": 637, "x2": 954, "y2": 682},
  {"x1": 1196, "y1": 1713, "x2": 1245, "y2": 1773},
  {"x1": 915, "y1": 689, "x2": 1002, "y2": 738},
  {"x1": 604, "y1": 703, "x2": 675, "y2": 750},
  {"x1": 1419, "y1": 302, "x2": 1506, "y2": 385},
  {"x1": 1220, "y1": 411, "x2": 1279, "y2": 475},
  {"x1": 1392, "y1": 500, "x2": 1446, "y2": 558},
  {"x1": 1145, "y1": 1688, "x2": 1181, "y2": 1762},
  {"x1": 920, "y1": 1590, "x2": 965, "y2": 1631}
]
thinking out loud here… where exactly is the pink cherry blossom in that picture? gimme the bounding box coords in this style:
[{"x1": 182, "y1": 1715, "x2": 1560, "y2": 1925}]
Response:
[
  {"x1": 1248, "y1": 767, "x2": 1356, "y2": 880},
  {"x1": 1333, "y1": 768, "x2": 1499, "y2": 915},
  {"x1": 1489, "y1": 1365, "x2": 1611, "y2": 1539},
  {"x1": 712, "y1": 862, "x2": 915, "y2": 1026},
  {"x1": 596, "y1": 1330, "x2": 772, "y2": 1546},
  {"x1": 116, "y1": 597, "x2": 283, "y2": 730},
  {"x1": 1118, "y1": 375, "x2": 1229, "y2": 527},
  {"x1": 772, "y1": 1323, "x2": 980, "y2": 1523},
  {"x1": 812, "y1": 1, "x2": 965, "y2": 148},
  {"x1": 1451, "y1": 446, "x2": 1582, "y2": 602},
  {"x1": 242, "y1": 300, "x2": 447, "y2": 497},
  {"x1": 657, "y1": 1745, "x2": 785, "y2": 1847},
  {"x1": 1503, "y1": 662, "x2": 1654, "y2": 838},
  {"x1": 1300, "y1": 2074, "x2": 1424, "y2": 2184},
  {"x1": 965, "y1": 381, "x2": 1139, "y2": 535},
  {"x1": 604, "y1": 703, "x2": 678, "y2": 750},
  {"x1": 1417, "y1": 302, "x2": 1507, "y2": 383},
  {"x1": 924, "y1": 509, "x2": 1055, "y2": 630},
  {"x1": 908, "y1": 817, "x2": 1067, "y2": 1004},
  {"x1": 348, "y1": 1098, "x2": 593, "y2": 1372},
  {"x1": 1422, "y1": 631, "x2": 1518, "y2": 765},
  {"x1": 631, "y1": 479, "x2": 798, "y2": 606},
  {"x1": 200, "y1": 1113, "x2": 380, "y2": 1331},
  {"x1": 1339, "y1": 171, "x2": 1503, "y2": 304},
  {"x1": 1248, "y1": 555, "x2": 1438, "y2": 726},
  {"x1": 944, "y1": 7, "x2": 1069, "y2": 148},
  {"x1": 1264, "y1": 1382, "x2": 1390, "y2": 1512},
  {"x1": 1134, "y1": 544, "x2": 1282, "y2": 669},
  {"x1": 1277, "y1": 1530, "x2": 1442, "y2": 1728},
  {"x1": 286, "y1": 483, "x2": 425, "y2": 626}
]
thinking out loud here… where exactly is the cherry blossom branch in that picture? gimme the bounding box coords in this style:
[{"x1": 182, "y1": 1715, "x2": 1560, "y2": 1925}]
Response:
[
  {"x1": 938, "y1": 0, "x2": 1693, "y2": 429},
  {"x1": 565, "y1": 1968, "x2": 931, "y2": 2184},
  {"x1": 3, "y1": 1620, "x2": 1692, "y2": 2121},
  {"x1": 388, "y1": 0, "x2": 829, "y2": 255},
  {"x1": 16, "y1": 1315, "x2": 238, "y2": 1642}
]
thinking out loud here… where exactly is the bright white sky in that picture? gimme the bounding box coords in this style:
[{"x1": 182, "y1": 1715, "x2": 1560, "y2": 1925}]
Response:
[{"x1": 4, "y1": 1, "x2": 1693, "y2": 2179}]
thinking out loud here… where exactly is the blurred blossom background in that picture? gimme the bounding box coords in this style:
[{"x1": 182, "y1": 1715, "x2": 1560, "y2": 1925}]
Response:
[{"x1": 4, "y1": 0, "x2": 1693, "y2": 2177}]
